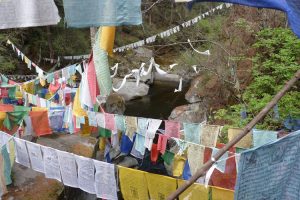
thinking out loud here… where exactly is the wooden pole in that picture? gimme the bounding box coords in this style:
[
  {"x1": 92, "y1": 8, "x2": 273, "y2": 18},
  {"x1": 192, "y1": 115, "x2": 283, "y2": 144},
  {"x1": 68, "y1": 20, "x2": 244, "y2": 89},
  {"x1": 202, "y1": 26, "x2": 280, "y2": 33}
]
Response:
[{"x1": 167, "y1": 69, "x2": 300, "y2": 200}]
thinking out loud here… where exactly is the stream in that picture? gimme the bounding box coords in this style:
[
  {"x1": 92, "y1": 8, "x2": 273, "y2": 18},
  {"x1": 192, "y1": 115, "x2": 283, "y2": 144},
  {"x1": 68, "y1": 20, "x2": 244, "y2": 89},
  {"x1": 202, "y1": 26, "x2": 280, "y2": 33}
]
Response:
[{"x1": 124, "y1": 80, "x2": 190, "y2": 119}]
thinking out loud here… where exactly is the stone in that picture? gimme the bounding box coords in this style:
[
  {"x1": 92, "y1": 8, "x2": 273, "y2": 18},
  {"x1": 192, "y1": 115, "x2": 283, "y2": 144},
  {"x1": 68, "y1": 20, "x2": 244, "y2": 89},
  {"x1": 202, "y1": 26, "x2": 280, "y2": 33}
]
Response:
[
  {"x1": 113, "y1": 79, "x2": 149, "y2": 101},
  {"x1": 169, "y1": 103, "x2": 207, "y2": 123},
  {"x1": 4, "y1": 134, "x2": 98, "y2": 200},
  {"x1": 185, "y1": 73, "x2": 232, "y2": 109}
]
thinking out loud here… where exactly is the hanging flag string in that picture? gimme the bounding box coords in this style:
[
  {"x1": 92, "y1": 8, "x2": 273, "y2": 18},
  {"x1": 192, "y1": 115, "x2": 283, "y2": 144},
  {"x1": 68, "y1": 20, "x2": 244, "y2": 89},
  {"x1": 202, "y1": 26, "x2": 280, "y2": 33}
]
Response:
[{"x1": 113, "y1": 3, "x2": 232, "y2": 52}]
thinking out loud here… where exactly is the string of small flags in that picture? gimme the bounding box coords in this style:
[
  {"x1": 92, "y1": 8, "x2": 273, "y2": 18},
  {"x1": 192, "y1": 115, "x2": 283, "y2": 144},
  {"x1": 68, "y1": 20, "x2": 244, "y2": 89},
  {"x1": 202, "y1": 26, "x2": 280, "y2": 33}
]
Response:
[
  {"x1": 6, "y1": 40, "x2": 46, "y2": 77},
  {"x1": 113, "y1": 3, "x2": 232, "y2": 52}
]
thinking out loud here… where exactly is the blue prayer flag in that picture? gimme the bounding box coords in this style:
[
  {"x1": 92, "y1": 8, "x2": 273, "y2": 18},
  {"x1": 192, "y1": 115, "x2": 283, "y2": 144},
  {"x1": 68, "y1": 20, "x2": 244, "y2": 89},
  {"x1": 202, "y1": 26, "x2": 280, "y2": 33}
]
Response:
[
  {"x1": 188, "y1": 0, "x2": 300, "y2": 38},
  {"x1": 63, "y1": 0, "x2": 142, "y2": 28}
]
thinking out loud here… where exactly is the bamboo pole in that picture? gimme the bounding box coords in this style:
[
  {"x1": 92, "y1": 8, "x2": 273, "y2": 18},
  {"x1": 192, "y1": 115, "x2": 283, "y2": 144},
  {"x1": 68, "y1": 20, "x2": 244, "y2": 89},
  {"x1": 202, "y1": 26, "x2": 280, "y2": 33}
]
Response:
[{"x1": 167, "y1": 69, "x2": 300, "y2": 200}]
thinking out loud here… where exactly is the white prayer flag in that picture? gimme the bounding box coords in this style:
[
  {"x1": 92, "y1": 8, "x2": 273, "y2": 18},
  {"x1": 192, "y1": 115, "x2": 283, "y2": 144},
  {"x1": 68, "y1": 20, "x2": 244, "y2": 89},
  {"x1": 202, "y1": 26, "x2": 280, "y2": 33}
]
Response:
[
  {"x1": 26, "y1": 141, "x2": 44, "y2": 173},
  {"x1": 96, "y1": 113, "x2": 105, "y2": 128},
  {"x1": 14, "y1": 138, "x2": 30, "y2": 168},
  {"x1": 57, "y1": 150, "x2": 79, "y2": 188},
  {"x1": 75, "y1": 155, "x2": 96, "y2": 194},
  {"x1": 94, "y1": 160, "x2": 118, "y2": 200},
  {"x1": 42, "y1": 146, "x2": 62, "y2": 182},
  {"x1": 0, "y1": 0, "x2": 60, "y2": 29}
]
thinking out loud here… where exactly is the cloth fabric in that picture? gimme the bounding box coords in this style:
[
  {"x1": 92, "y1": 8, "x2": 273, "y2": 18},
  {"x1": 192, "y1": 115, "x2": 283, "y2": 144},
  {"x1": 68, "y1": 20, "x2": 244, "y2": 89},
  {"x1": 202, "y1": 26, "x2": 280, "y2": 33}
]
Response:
[
  {"x1": 252, "y1": 129, "x2": 278, "y2": 147},
  {"x1": 8, "y1": 140, "x2": 15, "y2": 167},
  {"x1": 150, "y1": 143, "x2": 159, "y2": 163},
  {"x1": 80, "y1": 71, "x2": 93, "y2": 109},
  {"x1": 93, "y1": 28, "x2": 113, "y2": 97},
  {"x1": 98, "y1": 127, "x2": 112, "y2": 138},
  {"x1": 73, "y1": 88, "x2": 87, "y2": 117},
  {"x1": 178, "y1": 180, "x2": 209, "y2": 200},
  {"x1": 173, "y1": 155, "x2": 186, "y2": 177},
  {"x1": 3, "y1": 111, "x2": 28, "y2": 130},
  {"x1": 157, "y1": 134, "x2": 168, "y2": 154},
  {"x1": 137, "y1": 118, "x2": 148, "y2": 135},
  {"x1": 183, "y1": 122, "x2": 203, "y2": 144},
  {"x1": 120, "y1": 134, "x2": 135, "y2": 155},
  {"x1": 228, "y1": 128, "x2": 252, "y2": 149},
  {"x1": 119, "y1": 166, "x2": 149, "y2": 200},
  {"x1": 211, "y1": 186, "x2": 234, "y2": 200},
  {"x1": 145, "y1": 119, "x2": 162, "y2": 150},
  {"x1": 0, "y1": 0, "x2": 60, "y2": 29},
  {"x1": 29, "y1": 111, "x2": 52, "y2": 136},
  {"x1": 212, "y1": 147, "x2": 228, "y2": 173},
  {"x1": 125, "y1": 116, "x2": 137, "y2": 140},
  {"x1": 204, "y1": 147, "x2": 237, "y2": 190},
  {"x1": 200, "y1": 125, "x2": 220, "y2": 147},
  {"x1": 49, "y1": 109, "x2": 65, "y2": 132},
  {"x1": 99, "y1": 26, "x2": 116, "y2": 57},
  {"x1": 115, "y1": 115, "x2": 126, "y2": 132},
  {"x1": 145, "y1": 173, "x2": 177, "y2": 200},
  {"x1": 235, "y1": 130, "x2": 300, "y2": 199},
  {"x1": 188, "y1": 0, "x2": 300, "y2": 38},
  {"x1": 1, "y1": 146, "x2": 12, "y2": 185},
  {"x1": 187, "y1": 144, "x2": 205, "y2": 176},
  {"x1": 0, "y1": 104, "x2": 14, "y2": 112},
  {"x1": 161, "y1": 150, "x2": 175, "y2": 165},
  {"x1": 87, "y1": 53, "x2": 100, "y2": 104},
  {"x1": 134, "y1": 133, "x2": 146, "y2": 155},
  {"x1": 104, "y1": 113, "x2": 116, "y2": 131},
  {"x1": 63, "y1": 0, "x2": 142, "y2": 27},
  {"x1": 165, "y1": 120, "x2": 180, "y2": 138},
  {"x1": 87, "y1": 111, "x2": 97, "y2": 127},
  {"x1": 0, "y1": 153, "x2": 8, "y2": 197},
  {"x1": 182, "y1": 159, "x2": 192, "y2": 180}
]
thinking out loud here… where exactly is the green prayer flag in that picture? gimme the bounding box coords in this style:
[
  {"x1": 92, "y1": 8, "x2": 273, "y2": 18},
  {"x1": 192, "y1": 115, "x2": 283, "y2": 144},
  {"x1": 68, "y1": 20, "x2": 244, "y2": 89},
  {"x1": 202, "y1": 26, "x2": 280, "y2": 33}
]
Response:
[
  {"x1": 99, "y1": 127, "x2": 112, "y2": 138},
  {"x1": 161, "y1": 150, "x2": 175, "y2": 165}
]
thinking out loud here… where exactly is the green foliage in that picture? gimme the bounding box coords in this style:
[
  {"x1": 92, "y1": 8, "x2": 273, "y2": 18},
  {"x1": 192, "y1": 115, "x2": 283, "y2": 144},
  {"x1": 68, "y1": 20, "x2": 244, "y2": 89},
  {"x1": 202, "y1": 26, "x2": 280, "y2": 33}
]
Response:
[{"x1": 215, "y1": 28, "x2": 300, "y2": 130}]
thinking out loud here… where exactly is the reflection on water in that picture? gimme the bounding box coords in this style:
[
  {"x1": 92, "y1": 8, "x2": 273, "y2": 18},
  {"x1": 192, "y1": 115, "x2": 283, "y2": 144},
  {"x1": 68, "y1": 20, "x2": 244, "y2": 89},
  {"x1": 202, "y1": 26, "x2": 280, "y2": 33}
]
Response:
[{"x1": 124, "y1": 81, "x2": 190, "y2": 119}]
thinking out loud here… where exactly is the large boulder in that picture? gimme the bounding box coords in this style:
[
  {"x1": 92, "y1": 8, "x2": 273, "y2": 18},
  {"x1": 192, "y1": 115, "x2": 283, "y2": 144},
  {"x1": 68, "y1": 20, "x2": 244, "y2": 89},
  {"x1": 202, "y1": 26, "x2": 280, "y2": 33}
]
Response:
[
  {"x1": 169, "y1": 103, "x2": 207, "y2": 123},
  {"x1": 4, "y1": 134, "x2": 98, "y2": 200},
  {"x1": 185, "y1": 73, "x2": 232, "y2": 110},
  {"x1": 113, "y1": 79, "x2": 149, "y2": 101}
]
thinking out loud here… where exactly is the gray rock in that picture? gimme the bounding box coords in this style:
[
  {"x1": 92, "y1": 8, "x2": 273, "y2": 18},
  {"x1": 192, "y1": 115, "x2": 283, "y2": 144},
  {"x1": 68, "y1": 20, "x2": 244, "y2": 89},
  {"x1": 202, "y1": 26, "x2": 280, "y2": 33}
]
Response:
[
  {"x1": 113, "y1": 79, "x2": 149, "y2": 101},
  {"x1": 169, "y1": 103, "x2": 207, "y2": 123}
]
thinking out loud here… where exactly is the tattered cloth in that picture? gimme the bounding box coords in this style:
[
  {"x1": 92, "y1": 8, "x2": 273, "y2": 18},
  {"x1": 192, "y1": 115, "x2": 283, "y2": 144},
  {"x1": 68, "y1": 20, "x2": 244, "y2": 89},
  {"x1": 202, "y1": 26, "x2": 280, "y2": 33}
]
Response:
[{"x1": 188, "y1": 0, "x2": 300, "y2": 38}]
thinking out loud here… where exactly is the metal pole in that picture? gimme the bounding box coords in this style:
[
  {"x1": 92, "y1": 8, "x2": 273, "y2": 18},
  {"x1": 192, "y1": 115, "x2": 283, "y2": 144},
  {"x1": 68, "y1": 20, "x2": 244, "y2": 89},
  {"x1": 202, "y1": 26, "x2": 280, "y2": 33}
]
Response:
[{"x1": 167, "y1": 69, "x2": 300, "y2": 200}]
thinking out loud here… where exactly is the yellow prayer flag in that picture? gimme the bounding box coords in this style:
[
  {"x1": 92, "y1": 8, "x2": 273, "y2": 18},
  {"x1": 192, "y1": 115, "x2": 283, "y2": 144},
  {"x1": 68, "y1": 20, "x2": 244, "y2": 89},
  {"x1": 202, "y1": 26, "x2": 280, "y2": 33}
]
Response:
[
  {"x1": 24, "y1": 56, "x2": 29, "y2": 64},
  {"x1": 146, "y1": 173, "x2": 177, "y2": 200},
  {"x1": 81, "y1": 117, "x2": 91, "y2": 136},
  {"x1": 8, "y1": 140, "x2": 16, "y2": 167},
  {"x1": 99, "y1": 26, "x2": 116, "y2": 57},
  {"x1": 173, "y1": 155, "x2": 186, "y2": 177},
  {"x1": 32, "y1": 107, "x2": 48, "y2": 111},
  {"x1": 39, "y1": 78, "x2": 46, "y2": 86},
  {"x1": 22, "y1": 82, "x2": 34, "y2": 94},
  {"x1": 119, "y1": 166, "x2": 149, "y2": 200},
  {"x1": 211, "y1": 186, "x2": 234, "y2": 200},
  {"x1": 228, "y1": 128, "x2": 252, "y2": 148},
  {"x1": 73, "y1": 88, "x2": 87, "y2": 117},
  {"x1": 178, "y1": 180, "x2": 209, "y2": 200},
  {"x1": 0, "y1": 112, "x2": 7, "y2": 120}
]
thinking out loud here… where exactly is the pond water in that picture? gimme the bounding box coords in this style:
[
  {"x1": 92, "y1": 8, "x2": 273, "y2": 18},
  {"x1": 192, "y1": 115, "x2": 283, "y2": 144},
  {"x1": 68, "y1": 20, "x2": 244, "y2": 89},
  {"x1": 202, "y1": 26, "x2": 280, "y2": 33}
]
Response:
[{"x1": 124, "y1": 81, "x2": 190, "y2": 119}]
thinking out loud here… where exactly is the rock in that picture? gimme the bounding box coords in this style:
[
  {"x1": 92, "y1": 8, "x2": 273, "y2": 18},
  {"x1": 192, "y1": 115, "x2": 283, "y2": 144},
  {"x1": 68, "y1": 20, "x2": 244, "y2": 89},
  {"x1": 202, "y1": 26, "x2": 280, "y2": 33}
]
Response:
[
  {"x1": 5, "y1": 164, "x2": 63, "y2": 200},
  {"x1": 37, "y1": 134, "x2": 98, "y2": 158},
  {"x1": 4, "y1": 134, "x2": 98, "y2": 200},
  {"x1": 185, "y1": 73, "x2": 232, "y2": 109},
  {"x1": 113, "y1": 79, "x2": 149, "y2": 101},
  {"x1": 169, "y1": 103, "x2": 207, "y2": 123},
  {"x1": 104, "y1": 93, "x2": 126, "y2": 115},
  {"x1": 153, "y1": 72, "x2": 180, "y2": 83}
]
